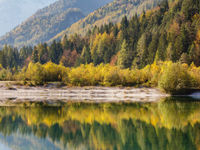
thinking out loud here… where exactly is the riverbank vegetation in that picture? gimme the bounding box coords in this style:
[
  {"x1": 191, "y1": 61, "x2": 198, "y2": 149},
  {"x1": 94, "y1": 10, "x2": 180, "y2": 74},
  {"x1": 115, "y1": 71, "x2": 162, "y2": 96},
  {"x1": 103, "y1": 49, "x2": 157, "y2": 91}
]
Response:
[{"x1": 0, "y1": 61, "x2": 199, "y2": 94}]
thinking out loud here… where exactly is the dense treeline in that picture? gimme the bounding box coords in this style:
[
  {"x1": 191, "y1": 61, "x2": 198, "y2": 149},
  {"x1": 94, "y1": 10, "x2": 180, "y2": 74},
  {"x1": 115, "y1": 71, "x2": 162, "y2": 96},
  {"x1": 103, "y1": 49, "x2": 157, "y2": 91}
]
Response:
[
  {"x1": 1, "y1": 0, "x2": 200, "y2": 70},
  {"x1": 0, "y1": 45, "x2": 33, "y2": 68}
]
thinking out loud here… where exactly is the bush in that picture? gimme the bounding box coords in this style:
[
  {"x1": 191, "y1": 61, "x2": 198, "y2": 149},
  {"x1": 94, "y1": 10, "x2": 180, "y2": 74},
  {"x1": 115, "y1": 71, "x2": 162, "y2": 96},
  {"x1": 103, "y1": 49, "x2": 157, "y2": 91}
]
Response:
[
  {"x1": 0, "y1": 69, "x2": 13, "y2": 81},
  {"x1": 188, "y1": 63, "x2": 200, "y2": 88},
  {"x1": 103, "y1": 66, "x2": 121, "y2": 86},
  {"x1": 119, "y1": 69, "x2": 137, "y2": 86},
  {"x1": 68, "y1": 64, "x2": 100, "y2": 86},
  {"x1": 25, "y1": 62, "x2": 45, "y2": 85},
  {"x1": 43, "y1": 62, "x2": 68, "y2": 82},
  {"x1": 158, "y1": 63, "x2": 192, "y2": 94}
]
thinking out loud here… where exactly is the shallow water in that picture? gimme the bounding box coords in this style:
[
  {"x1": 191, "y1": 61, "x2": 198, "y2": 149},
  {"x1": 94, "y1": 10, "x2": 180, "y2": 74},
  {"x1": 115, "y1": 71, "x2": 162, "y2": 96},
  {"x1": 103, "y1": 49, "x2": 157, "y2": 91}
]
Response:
[{"x1": 0, "y1": 97, "x2": 199, "y2": 150}]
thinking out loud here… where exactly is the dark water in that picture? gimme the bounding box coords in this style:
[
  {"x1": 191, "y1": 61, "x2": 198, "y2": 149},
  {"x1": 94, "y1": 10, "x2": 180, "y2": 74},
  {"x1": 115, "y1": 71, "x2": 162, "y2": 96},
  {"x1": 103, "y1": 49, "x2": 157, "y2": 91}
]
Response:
[{"x1": 0, "y1": 97, "x2": 200, "y2": 150}]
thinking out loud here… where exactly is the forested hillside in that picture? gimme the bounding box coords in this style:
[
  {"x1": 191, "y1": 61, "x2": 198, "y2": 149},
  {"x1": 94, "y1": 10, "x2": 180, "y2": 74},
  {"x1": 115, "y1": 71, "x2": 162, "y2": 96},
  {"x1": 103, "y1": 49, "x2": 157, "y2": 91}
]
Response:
[
  {"x1": 51, "y1": 0, "x2": 163, "y2": 41},
  {"x1": 0, "y1": 0, "x2": 199, "y2": 69},
  {"x1": 0, "y1": 0, "x2": 112, "y2": 48},
  {"x1": 0, "y1": 0, "x2": 199, "y2": 92},
  {"x1": 0, "y1": 0, "x2": 57, "y2": 36}
]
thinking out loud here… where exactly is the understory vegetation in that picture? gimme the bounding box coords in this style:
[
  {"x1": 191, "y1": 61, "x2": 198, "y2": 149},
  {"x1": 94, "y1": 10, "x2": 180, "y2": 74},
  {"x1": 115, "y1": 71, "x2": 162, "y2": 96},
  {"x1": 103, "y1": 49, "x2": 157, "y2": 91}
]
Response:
[{"x1": 0, "y1": 61, "x2": 199, "y2": 94}]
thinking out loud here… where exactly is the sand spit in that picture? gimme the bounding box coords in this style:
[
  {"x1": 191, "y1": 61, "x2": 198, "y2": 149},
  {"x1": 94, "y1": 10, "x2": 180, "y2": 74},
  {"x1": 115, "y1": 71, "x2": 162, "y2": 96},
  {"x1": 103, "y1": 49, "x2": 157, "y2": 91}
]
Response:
[{"x1": 0, "y1": 82, "x2": 169, "y2": 104}]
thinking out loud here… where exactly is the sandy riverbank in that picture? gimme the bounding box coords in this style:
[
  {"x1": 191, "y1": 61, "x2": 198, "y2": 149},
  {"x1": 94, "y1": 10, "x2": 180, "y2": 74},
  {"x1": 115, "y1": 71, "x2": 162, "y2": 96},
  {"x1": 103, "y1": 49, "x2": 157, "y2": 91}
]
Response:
[{"x1": 0, "y1": 81, "x2": 170, "y2": 105}]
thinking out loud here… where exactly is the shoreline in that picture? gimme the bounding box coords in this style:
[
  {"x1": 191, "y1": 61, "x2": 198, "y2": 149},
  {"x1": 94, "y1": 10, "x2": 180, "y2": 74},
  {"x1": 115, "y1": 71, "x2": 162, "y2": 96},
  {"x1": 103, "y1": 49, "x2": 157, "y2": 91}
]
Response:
[
  {"x1": 0, "y1": 81, "x2": 198, "y2": 105},
  {"x1": 0, "y1": 81, "x2": 169, "y2": 104}
]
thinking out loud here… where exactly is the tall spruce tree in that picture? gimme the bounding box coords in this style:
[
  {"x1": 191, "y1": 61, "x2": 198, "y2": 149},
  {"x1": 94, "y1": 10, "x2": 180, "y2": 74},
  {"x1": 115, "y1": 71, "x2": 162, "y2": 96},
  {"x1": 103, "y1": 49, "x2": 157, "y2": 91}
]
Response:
[
  {"x1": 81, "y1": 46, "x2": 91, "y2": 64},
  {"x1": 31, "y1": 47, "x2": 39, "y2": 63},
  {"x1": 117, "y1": 40, "x2": 132, "y2": 69}
]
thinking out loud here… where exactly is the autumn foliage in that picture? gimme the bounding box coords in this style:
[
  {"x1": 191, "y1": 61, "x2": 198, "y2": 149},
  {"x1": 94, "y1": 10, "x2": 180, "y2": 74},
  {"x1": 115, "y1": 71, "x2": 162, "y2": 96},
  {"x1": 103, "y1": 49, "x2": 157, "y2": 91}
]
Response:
[{"x1": 0, "y1": 61, "x2": 199, "y2": 94}]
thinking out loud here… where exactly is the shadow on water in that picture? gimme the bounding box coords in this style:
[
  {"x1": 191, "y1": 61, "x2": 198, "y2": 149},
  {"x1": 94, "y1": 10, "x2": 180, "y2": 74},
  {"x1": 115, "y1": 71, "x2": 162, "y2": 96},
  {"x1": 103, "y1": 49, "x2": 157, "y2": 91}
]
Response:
[
  {"x1": 165, "y1": 96, "x2": 200, "y2": 102},
  {"x1": 0, "y1": 97, "x2": 199, "y2": 150}
]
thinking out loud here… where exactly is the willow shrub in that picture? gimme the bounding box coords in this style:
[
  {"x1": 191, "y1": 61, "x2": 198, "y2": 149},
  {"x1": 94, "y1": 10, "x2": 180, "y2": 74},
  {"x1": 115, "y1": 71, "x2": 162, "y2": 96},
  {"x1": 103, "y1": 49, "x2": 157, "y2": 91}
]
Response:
[
  {"x1": 188, "y1": 63, "x2": 200, "y2": 88},
  {"x1": 23, "y1": 62, "x2": 68, "y2": 85},
  {"x1": 102, "y1": 65, "x2": 121, "y2": 86},
  {"x1": 43, "y1": 62, "x2": 68, "y2": 82},
  {"x1": 67, "y1": 64, "x2": 142, "y2": 86},
  {"x1": 11, "y1": 61, "x2": 200, "y2": 92},
  {"x1": 68, "y1": 64, "x2": 100, "y2": 86},
  {"x1": 0, "y1": 69, "x2": 13, "y2": 81},
  {"x1": 158, "y1": 62, "x2": 192, "y2": 94},
  {"x1": 25, "y1": 62, "x2": 45, "y2": 85}
]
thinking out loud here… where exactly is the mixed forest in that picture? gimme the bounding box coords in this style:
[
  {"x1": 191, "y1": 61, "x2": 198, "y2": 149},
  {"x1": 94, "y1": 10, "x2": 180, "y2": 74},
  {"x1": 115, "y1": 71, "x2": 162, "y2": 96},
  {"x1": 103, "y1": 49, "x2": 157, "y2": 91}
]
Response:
[
  {"x1": 51, "y1": 0, "x2": 163, "y2": 40},
  {"x1": 0, "y1": 0, "x2": 200, "y2": 93}
]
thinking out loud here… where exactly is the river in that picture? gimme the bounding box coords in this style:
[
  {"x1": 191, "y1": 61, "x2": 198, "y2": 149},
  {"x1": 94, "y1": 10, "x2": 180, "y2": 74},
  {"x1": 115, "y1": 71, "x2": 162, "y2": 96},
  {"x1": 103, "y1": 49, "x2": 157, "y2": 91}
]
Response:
[{"x1": 0, "y1": 96, "x2": 199, "y2": 150}]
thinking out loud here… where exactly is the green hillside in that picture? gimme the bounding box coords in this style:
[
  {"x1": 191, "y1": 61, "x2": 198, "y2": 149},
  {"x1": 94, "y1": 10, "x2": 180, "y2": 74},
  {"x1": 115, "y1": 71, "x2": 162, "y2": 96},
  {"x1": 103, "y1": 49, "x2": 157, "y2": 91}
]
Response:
[
  {"x1": 51, "y1": 0, "x2": 163, "y2": 41},
  {"x1": 0, "y1": 0, "x2": 112, "y2": 48}
]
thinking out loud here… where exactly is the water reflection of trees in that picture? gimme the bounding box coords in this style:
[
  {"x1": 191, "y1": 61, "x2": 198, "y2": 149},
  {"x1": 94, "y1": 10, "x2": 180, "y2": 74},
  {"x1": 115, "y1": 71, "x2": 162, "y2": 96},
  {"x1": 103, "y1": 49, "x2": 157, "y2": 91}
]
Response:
[{"x1": 0, "y1": 99, "x2": 199, "y2": 150}]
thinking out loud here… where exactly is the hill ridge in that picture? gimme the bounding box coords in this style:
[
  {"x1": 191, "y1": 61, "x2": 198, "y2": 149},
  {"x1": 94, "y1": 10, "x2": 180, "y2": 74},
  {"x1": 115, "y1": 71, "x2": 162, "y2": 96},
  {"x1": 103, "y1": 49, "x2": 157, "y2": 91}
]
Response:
[{"x1": 0, "y1": 0, "x2": 112, "y2": 48}]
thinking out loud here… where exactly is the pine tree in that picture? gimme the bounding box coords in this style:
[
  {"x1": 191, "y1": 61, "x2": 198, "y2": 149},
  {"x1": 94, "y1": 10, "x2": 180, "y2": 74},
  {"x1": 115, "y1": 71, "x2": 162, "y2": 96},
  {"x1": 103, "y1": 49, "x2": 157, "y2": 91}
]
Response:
[
  {"x1": 49, "y1": 40, "x2": 63, "y2": 64},
  {"x1": 92, "y1": 49, "x2": 99, "y2": 66},
  {"x1": 31, "y1": 47, "x2": 39, "y2": 63},
  {"x1": 134, "y1": 33, "x2": 148, "y2": 68},
  {"x1": 61, "y1": 35, "x2": 70, "y2": 50},
  {"x1": 120, "y1": 16, "x2": 129, "y2": 41},
  {"x1": 0, "y1": 51, "x2": 6, "y2": 68},
  {"x1": 117, "y1": 40, "x2": 131, "y2": 69},
  {"x1": 81, "y1": 46, "x2": 91, "y2": 64},
  {"x1": 157, "y1": 33, "x2": 167, "y2": 61},
  {"x1": 147, "y1": 33, "x2": 158, "y2": 64},
  {"x1": 38, "y1": 43, "x2": 49, "y2": 64}
]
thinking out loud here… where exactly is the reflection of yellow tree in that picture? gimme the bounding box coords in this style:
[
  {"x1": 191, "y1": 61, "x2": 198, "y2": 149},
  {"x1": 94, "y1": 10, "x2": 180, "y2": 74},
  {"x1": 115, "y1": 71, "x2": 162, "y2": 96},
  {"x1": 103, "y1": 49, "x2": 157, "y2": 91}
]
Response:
[
  {"x1": 0, "y1": 99, "x2": 200, "y2": 129},
  {"x1": 0, "y1": 100, "x2": 200, "y2": 150}
]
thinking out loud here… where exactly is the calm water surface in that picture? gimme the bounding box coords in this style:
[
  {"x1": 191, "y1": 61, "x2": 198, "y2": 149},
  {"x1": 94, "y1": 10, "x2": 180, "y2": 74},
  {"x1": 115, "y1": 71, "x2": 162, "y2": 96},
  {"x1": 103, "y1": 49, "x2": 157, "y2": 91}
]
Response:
[{"x1": 0, "y1": 97, "x2": 199, "y2": 150}]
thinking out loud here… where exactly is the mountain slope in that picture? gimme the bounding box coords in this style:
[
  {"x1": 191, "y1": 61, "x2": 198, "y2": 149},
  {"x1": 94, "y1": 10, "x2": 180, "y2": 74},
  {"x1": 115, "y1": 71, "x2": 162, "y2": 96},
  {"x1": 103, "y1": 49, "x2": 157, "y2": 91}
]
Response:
[
  {"x1": 0, "y1": 0, "x2": 200, "y2": 70},
  {"x1": 0, "y1": 0, "x2": 57, "y2": 36},
  {"x1": 0, "y1": 0, "x2": 112, "y2": 48},
  {"x1": 51, "y1": 0, "x2": 163, "y2": 41}
]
